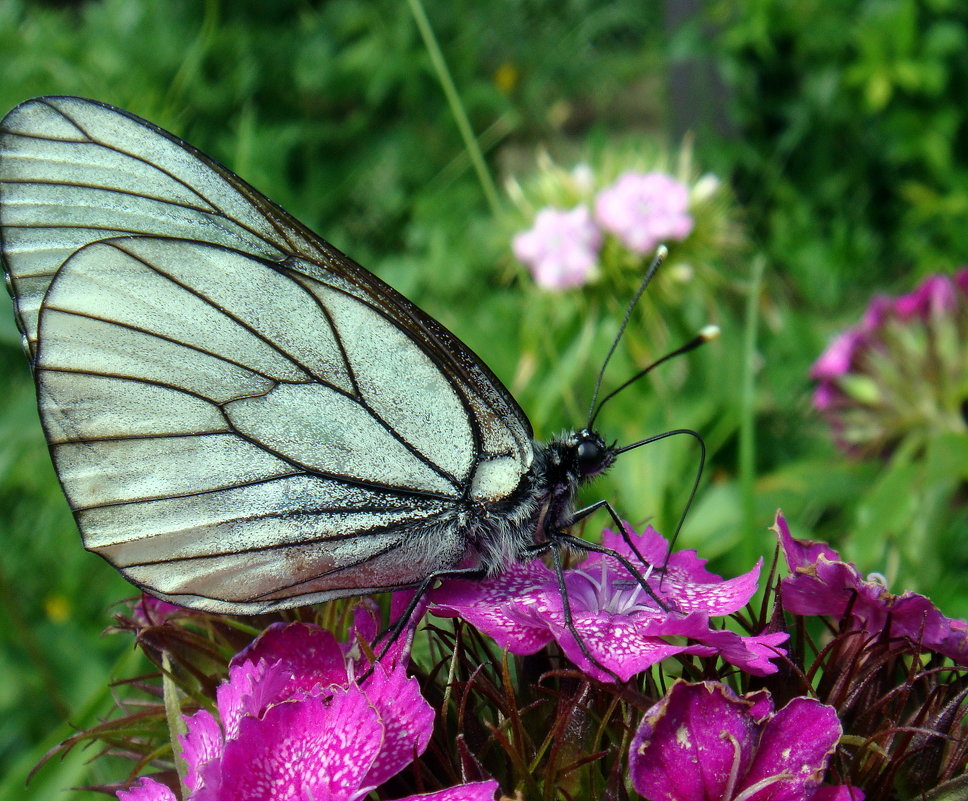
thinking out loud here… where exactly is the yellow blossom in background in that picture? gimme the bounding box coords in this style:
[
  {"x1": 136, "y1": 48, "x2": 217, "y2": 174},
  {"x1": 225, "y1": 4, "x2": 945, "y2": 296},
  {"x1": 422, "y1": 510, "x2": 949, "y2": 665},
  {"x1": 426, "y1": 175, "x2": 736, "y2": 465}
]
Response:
[
  {"x1": 44, "y1": 593, "x2": 71, "y2": 623},
  {"x1": 493, "y1": 62, "x2": 518, "y2": 93}
]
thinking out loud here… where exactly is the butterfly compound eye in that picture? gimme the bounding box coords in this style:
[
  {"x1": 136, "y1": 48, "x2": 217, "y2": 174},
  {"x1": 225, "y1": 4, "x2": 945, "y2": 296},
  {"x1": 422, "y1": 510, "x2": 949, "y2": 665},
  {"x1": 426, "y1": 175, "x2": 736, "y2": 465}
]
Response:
[{"x1": 575, "y1": 431, "x2": 609, "y2": 477}]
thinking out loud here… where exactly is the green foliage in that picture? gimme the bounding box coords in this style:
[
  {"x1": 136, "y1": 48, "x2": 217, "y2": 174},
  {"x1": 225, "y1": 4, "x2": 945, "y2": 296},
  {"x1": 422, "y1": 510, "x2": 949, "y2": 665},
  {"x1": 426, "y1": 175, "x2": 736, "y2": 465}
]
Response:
[
  {"x1": 692, "y1": 0, "x2": 968, "y2": 300},
  {"x1": 668, "y1": 0, "x2": 968, "y2": 608}
]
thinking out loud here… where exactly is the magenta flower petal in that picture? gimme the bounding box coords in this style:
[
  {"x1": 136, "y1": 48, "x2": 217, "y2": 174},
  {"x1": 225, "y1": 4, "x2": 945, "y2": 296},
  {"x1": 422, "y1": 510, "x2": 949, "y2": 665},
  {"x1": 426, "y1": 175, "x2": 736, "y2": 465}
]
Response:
[
  {"x1": 575, "y1": 524, "x2": 764, "y2": 619},
  {"x1": 688, "y1": 626, "x2": 791, "y2": 676},
  {"x1": 116, "y1": 777, "x2": 177, "y2": 801},
  {"x1": 358, "y1": 663, "x2": 435, "y2": 787},
  {"x1": 775, "y1": 513, "x2": 968, "y2": 664},
  {"x1": 630, "y1": 681, "x2": 851, "y2": 801},
  {"x1": 629, "y1": 682, "x2": 768, "y2": 800},
  {"x1": 549, "y1": 612, "x2": 704, "y2": 682},
  {"x1": 774, "y1": 515, "x2": 841, "y2": 571},
  {"x1": 347, "y1": 598, "x2": 382, "y2": 647},
  {"x1": 372, "y1": 589, "x2": 430, "y2": 672},
  {"x1": 860, "y1": 294, "x2": 892, "y2": 331},
  {"x1": 216, "y1": 659, "x2": 293, "y2": 740},
  {"x1": 812, "y1": 788, "x2": 865, "y2": 801},
  {"x1": 955, "y1": 267, "x2": 968, "y2": 295},
  {"x1": 229, "y1": 622, "x2": 349, "y2": 699},
  {"x1": 812, "y1": 382, "x2": 841, "y2": 411},
  {"x1": 396, "y1": 780, "x2": 500, "y2": 801},
  {"x1": 207, "y1": 687, "x2": 384, "y2": 801},
  {"x1": 431, "y1": 560, "x2": 558, "y2": 654},
  {"x1": 180, "y1": 708, "x2": 225, "y2": 794},
  {"x1": 810, "y1": 329, "x2": 864, "y2": 380},
  {"x1": 130, "y1": 594, "x2": 185, "y2": 626},
  {"x1": 894, "y1": 274, "x2": 957, "y2": 319},
  {"x1": 742, "y1": 697, "x2": 843, "y2": 800},
  {"x1": 594, "y1": 527, "x2": 763, "y2": 615}
]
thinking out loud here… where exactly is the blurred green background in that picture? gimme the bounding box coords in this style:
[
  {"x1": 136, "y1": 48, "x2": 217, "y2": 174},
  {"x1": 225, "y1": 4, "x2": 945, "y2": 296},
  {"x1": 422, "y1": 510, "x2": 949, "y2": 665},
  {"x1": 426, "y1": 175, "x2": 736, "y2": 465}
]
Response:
[{"x1": 1, "y1": 1, "x2": 967, "y2": 797}]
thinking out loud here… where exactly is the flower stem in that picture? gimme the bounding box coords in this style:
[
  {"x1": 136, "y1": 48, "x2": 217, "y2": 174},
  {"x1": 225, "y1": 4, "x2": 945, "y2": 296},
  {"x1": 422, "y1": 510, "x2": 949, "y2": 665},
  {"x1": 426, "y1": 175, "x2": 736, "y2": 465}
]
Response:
[
  {"x1": 739, "y1": 256, "x2": 764, "y2": 556},
  {"x1": 407, "y1": 0, "x2": 502, "y2": 216}
]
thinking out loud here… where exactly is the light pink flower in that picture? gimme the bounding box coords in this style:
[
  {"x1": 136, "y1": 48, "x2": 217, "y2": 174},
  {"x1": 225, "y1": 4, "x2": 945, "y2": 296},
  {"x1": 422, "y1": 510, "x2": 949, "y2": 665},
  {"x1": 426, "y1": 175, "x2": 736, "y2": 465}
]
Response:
[
  {"x1": 512, "y1": 205, "x2": 601, "y2": 289},
  {"x1": 594, "y1": 171, "x2": 694, "y2": 254}
]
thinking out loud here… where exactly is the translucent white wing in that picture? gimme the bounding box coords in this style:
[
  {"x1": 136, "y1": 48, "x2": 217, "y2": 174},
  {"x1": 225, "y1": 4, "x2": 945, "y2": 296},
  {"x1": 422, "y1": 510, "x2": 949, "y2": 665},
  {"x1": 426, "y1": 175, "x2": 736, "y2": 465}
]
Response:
[{"x1": 0, "y1": 96, "x2": 534, "y2": 612}]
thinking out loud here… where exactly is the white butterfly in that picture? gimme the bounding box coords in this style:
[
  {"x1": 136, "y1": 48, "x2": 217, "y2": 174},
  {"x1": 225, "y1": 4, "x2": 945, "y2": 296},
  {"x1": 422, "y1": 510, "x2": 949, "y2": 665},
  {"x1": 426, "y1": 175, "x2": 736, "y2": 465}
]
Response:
[{"x1": 0, "y1": 96, "x2": 703, "y2": 619}]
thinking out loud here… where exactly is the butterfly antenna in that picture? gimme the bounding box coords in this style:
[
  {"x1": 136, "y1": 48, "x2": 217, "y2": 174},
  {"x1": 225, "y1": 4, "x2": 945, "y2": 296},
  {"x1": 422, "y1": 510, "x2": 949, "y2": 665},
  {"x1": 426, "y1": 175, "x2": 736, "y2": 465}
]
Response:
[
  {"x1": 586, "y1": 245, "x2": 667, "y2": 426},
  {"x1": 615, "y1": 426, "x2": 706, "y2": 568},
  {"x1": 589, "y1": 325, "x2": 720, "y2": 428}
]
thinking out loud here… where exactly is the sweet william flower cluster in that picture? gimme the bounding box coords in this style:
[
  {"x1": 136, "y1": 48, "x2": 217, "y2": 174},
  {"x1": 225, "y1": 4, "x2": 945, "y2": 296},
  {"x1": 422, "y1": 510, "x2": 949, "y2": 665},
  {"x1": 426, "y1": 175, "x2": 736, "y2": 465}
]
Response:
[
  {"x1": 67, "y1": 518, "x2": 958, "y2": 800},
  {"x1": 117, "y1": 620, "x2": 497, "y2": 801},
  {"x1": 430, "y1": 525, "x2": 787, "y2": 682},
  {"x1": 37, "y1": 510, "x2": 968, "y2": 798},
  {"x1": 512, "y1": 168, "x2": 697, "y2": 290},
  {"x1": 630, "y1": 681, "x2": 858, "y2": 801},
  {"x1": 812, "y1": 268, "x2": 968, "y2": 456}
]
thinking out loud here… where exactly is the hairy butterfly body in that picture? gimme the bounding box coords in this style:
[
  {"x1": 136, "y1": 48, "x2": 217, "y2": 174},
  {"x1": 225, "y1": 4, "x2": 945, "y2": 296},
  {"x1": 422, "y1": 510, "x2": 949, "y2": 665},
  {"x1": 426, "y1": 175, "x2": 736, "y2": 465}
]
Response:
[{"x1": 0, "y1": 96, "x2": 645, "y2": 615}]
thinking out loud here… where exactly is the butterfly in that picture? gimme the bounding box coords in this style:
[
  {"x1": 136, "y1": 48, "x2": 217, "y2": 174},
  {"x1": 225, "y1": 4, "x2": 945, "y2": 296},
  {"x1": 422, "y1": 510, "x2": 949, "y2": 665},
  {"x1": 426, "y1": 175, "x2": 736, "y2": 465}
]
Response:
[{"x1": 0, "y1": 97, "x2": 709, "y2": 635}]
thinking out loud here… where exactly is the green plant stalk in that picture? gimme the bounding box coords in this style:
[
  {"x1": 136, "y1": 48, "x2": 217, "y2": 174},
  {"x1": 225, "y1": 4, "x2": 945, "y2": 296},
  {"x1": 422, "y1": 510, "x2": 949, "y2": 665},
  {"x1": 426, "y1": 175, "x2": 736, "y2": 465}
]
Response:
[
  {"x1": 164, "y1": 0, "x2": 219, "y2": 115},
  {"x1": 407, "y1": 0, "x2": 502, "y2": 216},
  {"x1": 739, "y1": 256, "x2": 764, "y2": 559},
  {"x1": 162, "y1": 651, "x2": 189, "y2": 793}
]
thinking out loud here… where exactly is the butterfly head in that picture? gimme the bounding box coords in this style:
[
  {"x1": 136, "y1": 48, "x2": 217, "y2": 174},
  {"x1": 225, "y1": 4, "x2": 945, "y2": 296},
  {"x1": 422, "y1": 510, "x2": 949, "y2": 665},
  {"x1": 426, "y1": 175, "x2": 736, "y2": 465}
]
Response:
[{"x1": 546, "y1": 428, "x2": 616, "y2": 491}]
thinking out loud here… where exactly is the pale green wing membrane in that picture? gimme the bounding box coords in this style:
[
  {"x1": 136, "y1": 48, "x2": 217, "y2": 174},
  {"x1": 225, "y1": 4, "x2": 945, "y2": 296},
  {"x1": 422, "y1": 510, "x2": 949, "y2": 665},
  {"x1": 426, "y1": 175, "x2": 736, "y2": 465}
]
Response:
[{"x1": 0, "y1": 96, "x2": 534, "y2": 612}]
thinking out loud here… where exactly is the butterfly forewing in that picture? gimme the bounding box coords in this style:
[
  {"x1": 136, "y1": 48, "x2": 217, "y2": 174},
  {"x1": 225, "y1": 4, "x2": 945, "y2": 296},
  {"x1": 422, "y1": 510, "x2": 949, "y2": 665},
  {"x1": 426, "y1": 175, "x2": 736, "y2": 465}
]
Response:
[{"x1": 0, "y1": 96, "x2": 535, "y2": 612}]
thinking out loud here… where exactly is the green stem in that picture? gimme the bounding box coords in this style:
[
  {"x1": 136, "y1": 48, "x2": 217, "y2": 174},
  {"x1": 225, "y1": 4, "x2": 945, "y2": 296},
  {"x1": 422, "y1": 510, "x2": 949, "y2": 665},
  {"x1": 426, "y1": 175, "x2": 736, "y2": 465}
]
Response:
[
  {"x1": 407, "y1": 0, "x2": 502, "y2": 216},
  {"x1": 163, "y1": 651, "x2": 190, "y2": 793},
  {"x1": 739, "y1": 256, "x2": 765, "y2": 557}
]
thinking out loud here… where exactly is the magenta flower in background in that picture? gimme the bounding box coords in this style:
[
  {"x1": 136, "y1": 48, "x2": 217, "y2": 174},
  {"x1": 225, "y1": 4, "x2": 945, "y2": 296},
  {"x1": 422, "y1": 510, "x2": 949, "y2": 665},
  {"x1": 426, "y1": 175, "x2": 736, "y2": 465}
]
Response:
[
  {"x1": 894, "y1": 274, "x2": 959, "y2": 319},
  {"x1": 774, "y1": 514, "x2": 968, "y2": 664},
  {"x1": 810, "y1": 268, "x2": 968, "y2": 455},
  {"x1": 130, "y1": 593, "x2": 187, "y2": 626},
  {"x1": 116, "y1": 621, "x2": 498, "y2": 801},
  {"x1": 594, "y1": 171, "x2": 694, "y2": 254},
  {"x1": 809, "y1": 329, "x2": 864, "y2": 383},
  {"x1": 430, "y1": 525, "x2": 787, "y2": 682},
  {"x1": 512, "y1": 205, "x2": 601, "y2": 289},
  {"x1": 629, "y1": 680, "x2": 860, "y2": 801},
  {"x1": 117, "y1": 778, "x2": 175, "y2": 801}
]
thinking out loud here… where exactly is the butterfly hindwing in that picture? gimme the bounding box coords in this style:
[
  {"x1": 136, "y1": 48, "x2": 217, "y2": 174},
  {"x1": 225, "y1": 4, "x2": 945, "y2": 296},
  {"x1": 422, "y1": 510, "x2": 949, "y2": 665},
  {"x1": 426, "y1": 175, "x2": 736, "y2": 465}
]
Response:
[{"x1": 0, "y1": 95, "x2": 535, "y2": 611}]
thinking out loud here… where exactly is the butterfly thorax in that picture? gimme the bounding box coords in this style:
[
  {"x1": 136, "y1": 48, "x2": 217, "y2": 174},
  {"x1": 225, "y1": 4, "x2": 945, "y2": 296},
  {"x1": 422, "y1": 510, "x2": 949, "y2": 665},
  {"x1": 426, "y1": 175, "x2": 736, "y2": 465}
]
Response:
[{"x1": 470, "y1": 428, "x2": 617, "y2": 575}]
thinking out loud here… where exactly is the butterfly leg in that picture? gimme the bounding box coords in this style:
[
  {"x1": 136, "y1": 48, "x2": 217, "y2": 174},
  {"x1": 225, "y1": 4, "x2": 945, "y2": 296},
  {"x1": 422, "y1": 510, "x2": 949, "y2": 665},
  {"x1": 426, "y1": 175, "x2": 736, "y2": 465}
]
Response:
[
  {"x1": 522, "y1": 501, "x2": 673, "y2": 683},
  {"x1": 556, "y1": 499, "x2": 672, "y2": 612},
  {"x1": 370, "y1": 565, "x2": 488, "y2": 669},
  {"x1": 545, "y1": 541, "x2": 625, "y2": 683}
]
